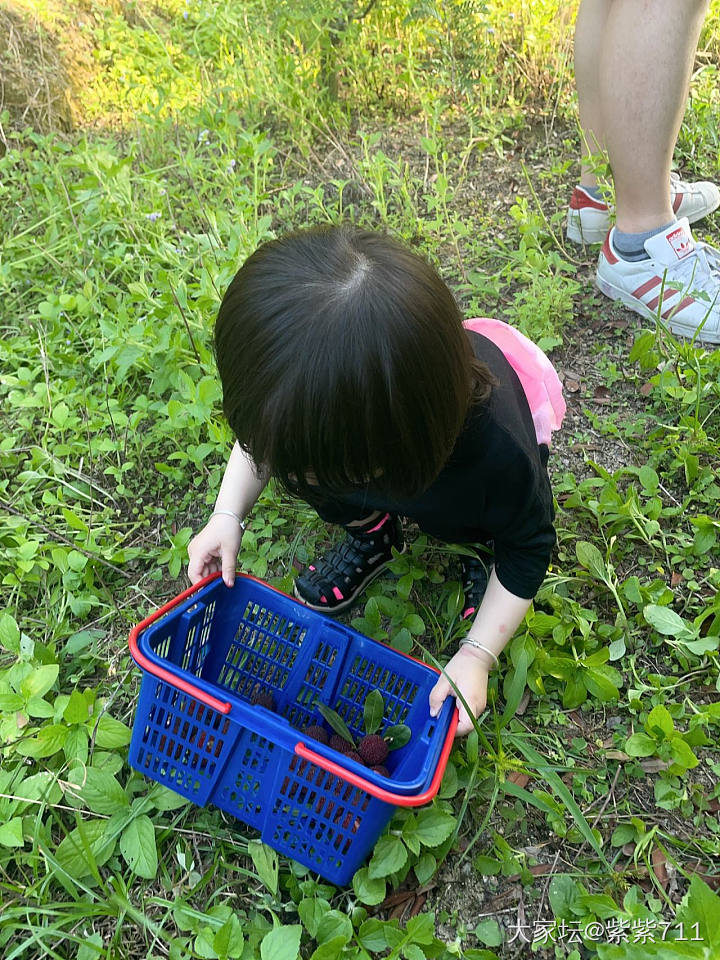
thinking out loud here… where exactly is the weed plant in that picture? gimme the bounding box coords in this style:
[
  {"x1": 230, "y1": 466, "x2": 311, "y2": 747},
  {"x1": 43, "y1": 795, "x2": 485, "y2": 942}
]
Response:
[{"x1": 1, "y1": 1, "x2": 719, "y2": 958}]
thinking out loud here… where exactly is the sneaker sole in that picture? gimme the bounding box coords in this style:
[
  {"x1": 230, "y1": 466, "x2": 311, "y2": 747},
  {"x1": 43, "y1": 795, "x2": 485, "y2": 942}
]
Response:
[
  {"x1": 595, "y1": 271, "x2": 720, "y2": 344},
  {"x1": 293, "y1": 544, "x2": 407, "y2": 617}
]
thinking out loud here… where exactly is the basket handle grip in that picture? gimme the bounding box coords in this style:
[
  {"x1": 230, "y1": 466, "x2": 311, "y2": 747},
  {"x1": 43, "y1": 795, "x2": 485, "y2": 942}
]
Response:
[
  {"x1": 293, "y1": 708, "x2": 458, "y2": 807},
  {"x1": 128, "y1": 574, "x2": 233, "y2": 715}
]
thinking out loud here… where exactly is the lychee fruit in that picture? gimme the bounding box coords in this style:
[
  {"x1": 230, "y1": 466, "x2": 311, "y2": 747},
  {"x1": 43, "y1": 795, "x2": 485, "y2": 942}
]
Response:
[
  {"x1": 303, "y1": 724, "x2": 329, "y2": 745},
  {"x1": 329, "y1": 734, "x2": 353, "y2": 754},
  {"x1": 358, "y1": 734, "x2": 389, "y2": 766},
  {"x1": 371, "y1": 765, "x2": 390, "y2": 778},
  {"x1": 250, "y1": 686, "x2": 275, "y2": 710},
  {"x1": 344, "y1": 750, "x2": 363, "y2": 766}
]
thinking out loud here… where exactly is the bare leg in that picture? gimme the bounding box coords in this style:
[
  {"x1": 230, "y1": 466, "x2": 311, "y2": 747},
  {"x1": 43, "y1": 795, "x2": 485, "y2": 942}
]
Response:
[
  {"x1": 574, "y1": 0, "x2": 611, "y2": 189},
  {"x1": 575, "y1": 0, "x2": 709, "y2": 231}
]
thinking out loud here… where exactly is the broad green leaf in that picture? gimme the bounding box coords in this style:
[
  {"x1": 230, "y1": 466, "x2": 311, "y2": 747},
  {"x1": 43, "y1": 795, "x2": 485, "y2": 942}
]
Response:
[
  {"x1": 676, "y1": 876, "x2": 720, "y2": 952},
  {"x1": 316, "y1": 910, "x2": 352, "y2": 946},
  {"x1": 638, "y1": 465, "x2": 659, "y2": 492},
  {"x1": 646, "y1": 705, "x2": 674, "y2": 738},
  {"x1": 147, "y1": 783, "x2": 189, "y2": 811},
  {"x1": 64, "y1": 725, "x2": 89, "y2": 766},
  {"x1": 0, "y1": 817, "x2": 24, "y2": 847},
  {"x1": 548, "y1": 874, "x2": 579, "y2": 919},
  {"x1": 15, "y1": 724, "x2": 67, "y2": 758},
  {"x1": 68, "y1": 767, "x2": 129, "y2": 815},
  {"x1": 625, "y1": 733, "x2": 657, "y2": 757},
  {"x1": 403, "y1": 614, "x2": 425, "y2": 635},
  {"x1": 383, "y1": 724, "x2": 411, "y2": 750},
  {"x1": 212, "y1": 915, "x2": 244, "y2": 959},
  {"x1": 368, "y1": 834, "x2": 408, "y2": 878},
  {"x1": 14, "y1": 771, "x2": 62, "y2": 812},
  {"x1": 358, "y1": 919, "x2": 404, "y2": 952},
  {"x1": 643, "y1": 604, "x2": 694, "y2": 639},
  {"x1": 76, "y1": 934, "x2": 104, "y2": 960},
  {"x1": 583, "y1": 667, "x2": 620, "y2": 702},
  {"x1": 92, "y1": 713, "x2": 132, "y2": 748},
  {"x1": 414, "y1": 852, "x2": 437, "y2": 885},
  {"x1": 55, "y1": 819, "x2": 115, "y2": 879},
  {"x1": 475, "y1": 918, "x2": 502, "y2": 947},
  {"x1": 402, "y1": 814, "x2": 421, "y2": 855},
  {"x1": 353, "y1": 867, "x2": 386, "y2": 905},
  {"x1": 20, "y1": 664, "x2": 59, "y2": 700},
  {"x1": 414, "y1": 808, "x2": 456, "y2": 847},
  {"x1": 363, "y1": 690, "x2": 384, "y2": 736},
  {"x1": 309, "y1": 937, "x2": 348, "y2": 960},
  {"x1": 0, "y1": 613, "x2": 20, "y2": 653},
  {"x1": 64, "y1": 689, "x2": 92, "y2": 724},
  {"x1": 248, "y1": 840, "x2": 278, "y2": 896},
  {"x1": 260, "y1": 925, "x2": 302, "y2": 960},
  {"x1": 0, "y1": 692, "x2": 24, "y2": 711},
  {"x1": 120, "y1": 815, "x2": 158, "y2": 879},
  {"x1": 316, "y1": 704, "x2": 355, "y2": 746},
  {"x1": 576, "y1": 541, "x2": 608, "y2": 582},
  {"x1": 668, "y1": 737, "x2": 699, "y2": 770},
  {"x1": 405, "y1": 913, "x2": 436, "y2": 944},
  {"x1": 298, "y1": 898, "x2": 330, "y2": 937}
]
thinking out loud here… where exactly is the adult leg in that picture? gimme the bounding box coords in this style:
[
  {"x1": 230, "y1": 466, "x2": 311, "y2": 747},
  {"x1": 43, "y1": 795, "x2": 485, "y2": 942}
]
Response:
[
  {"x1": 574, "y1": 0, "x2": 611, "y2": 190},
  {"x1": 569, "y1": 0, "x2": 716, "y2": 247},
  {"x1": 599, "y1": 0, "x2": 709, "y2": 233}
]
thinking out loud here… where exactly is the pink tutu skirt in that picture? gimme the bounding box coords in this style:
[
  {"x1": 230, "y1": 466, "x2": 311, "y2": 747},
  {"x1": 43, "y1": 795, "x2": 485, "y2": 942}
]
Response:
[{"x1": 464, "y1": 317, "x2": 566, "y2": 446}]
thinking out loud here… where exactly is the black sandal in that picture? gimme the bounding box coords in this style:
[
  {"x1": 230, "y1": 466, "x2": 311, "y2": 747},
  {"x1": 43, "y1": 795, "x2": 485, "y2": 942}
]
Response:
[{"x1": 294, "y1": 513, "x2": 404, "y2": 615}]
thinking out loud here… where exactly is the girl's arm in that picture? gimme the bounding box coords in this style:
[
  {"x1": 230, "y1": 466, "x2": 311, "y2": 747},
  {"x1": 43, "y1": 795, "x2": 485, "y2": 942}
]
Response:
[
  {"x1": 187, "y1": 442, "x2": 269, "y2": 586},
  {"x1": 428, "y1": 568, "x2": 532, "y2": 735}
]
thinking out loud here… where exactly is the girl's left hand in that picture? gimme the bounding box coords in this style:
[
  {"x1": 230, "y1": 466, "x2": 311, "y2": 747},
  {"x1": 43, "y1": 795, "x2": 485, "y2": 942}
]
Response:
[{"x1": 428, "y1": 645, "x2": 492, "y2": 736}]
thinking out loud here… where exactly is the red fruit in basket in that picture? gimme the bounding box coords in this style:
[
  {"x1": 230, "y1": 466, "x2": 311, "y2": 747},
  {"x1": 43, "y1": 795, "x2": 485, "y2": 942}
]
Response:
[
  {"x1": 303, "y1": 724, "x2": 329, "y2": 745},
  {"x1": 344, "y1": 750, "x2": 363, "y2": 766},
  {"x1": 329, "y1": 734, "x2": 353, "y2": 754},
  {"x1": 371, "y1": 765, "x2": 390, "y2": 778},
  {"x1": 250, "y1": 686, "x2": 275, "y2": 710},
  {"x1": 358, "y1": 734, "x2": 389, "y2": 766}
]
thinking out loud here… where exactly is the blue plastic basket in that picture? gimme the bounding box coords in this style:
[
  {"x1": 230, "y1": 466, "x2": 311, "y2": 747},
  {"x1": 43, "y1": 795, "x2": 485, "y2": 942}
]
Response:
[{"x1": 128, "y1": 573, "x2": 456, "y2": 885}]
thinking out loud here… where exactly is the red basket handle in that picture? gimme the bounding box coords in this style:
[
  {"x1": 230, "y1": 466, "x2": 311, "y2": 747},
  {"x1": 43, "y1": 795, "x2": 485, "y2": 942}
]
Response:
[
  {"x1": 294, "y1": 707, "x2": 458, "y2": 807},
  {"x1": 128, "y1": 573, "x2": 233, "y2": 715}
]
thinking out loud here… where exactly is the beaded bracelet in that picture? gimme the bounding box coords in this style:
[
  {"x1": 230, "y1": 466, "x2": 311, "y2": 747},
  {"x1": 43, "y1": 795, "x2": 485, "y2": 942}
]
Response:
[
  {"x1": 211, "y1": 509, "x2": 246, "y2": 530},
  {"x1": 459, "y1": 637, "x2": 499, "y2": 668}
]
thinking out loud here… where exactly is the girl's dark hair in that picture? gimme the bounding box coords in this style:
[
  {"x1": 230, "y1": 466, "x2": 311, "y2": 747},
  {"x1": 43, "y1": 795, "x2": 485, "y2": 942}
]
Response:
[{"x1": 214, "y1": 225, "x2": 493, "y2": 499}]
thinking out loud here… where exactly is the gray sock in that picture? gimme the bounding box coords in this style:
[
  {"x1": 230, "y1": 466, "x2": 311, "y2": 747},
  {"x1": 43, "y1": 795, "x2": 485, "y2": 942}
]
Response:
[{"x1": 613, "y1": 221, "x2": 675, "y2": 262}]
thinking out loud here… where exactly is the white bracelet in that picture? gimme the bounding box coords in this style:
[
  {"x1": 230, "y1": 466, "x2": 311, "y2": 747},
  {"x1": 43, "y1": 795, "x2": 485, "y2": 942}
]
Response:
[
  {"x1": 211, "y1": 510, "x2": 246, "y2": 530},
  {"x1": 460, "y1": 637, "x2": 499, "y2": 668}
]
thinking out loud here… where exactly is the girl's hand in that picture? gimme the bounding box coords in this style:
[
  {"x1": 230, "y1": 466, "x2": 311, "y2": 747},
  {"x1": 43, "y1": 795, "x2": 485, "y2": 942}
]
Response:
[
  {"x1": 428, "y1": 645, "x2": 492, "y2": 736},
  {"x1": 187, "y1": 514, "x2": 244, "y2": 587}
]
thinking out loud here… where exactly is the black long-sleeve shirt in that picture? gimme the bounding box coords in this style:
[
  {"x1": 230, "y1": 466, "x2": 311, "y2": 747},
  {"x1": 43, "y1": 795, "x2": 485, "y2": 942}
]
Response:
[{"x1": 308, "y1": 331, "x2": 556, "y2": 599}]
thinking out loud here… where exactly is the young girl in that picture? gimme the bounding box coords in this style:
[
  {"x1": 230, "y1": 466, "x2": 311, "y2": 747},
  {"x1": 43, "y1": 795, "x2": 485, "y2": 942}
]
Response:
[{"x1": 187, "y1": 226, "x2": 564, "y2": 736}]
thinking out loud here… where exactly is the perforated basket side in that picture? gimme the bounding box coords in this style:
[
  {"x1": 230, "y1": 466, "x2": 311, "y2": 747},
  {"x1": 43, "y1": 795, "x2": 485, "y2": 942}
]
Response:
[
  {"x1": 262, "y1": 756, "x2": 395, "y2": 885},
  {"x1": 129, "y1": 675, "x2": 238, "y2": 805}
]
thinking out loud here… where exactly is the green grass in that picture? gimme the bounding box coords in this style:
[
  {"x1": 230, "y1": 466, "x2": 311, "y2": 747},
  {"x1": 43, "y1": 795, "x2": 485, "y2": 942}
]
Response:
[{"x1": 1, "y1": 1, "x2": 720, "y2": 958}]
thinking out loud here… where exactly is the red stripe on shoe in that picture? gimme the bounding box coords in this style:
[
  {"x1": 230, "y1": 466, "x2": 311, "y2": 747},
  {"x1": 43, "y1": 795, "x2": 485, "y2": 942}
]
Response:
[
  {"x1": 662, "y1": 295, "x2": 695, "y2": 320},
  {"x1": 672, "y1": 192, "x2": 683, "y2": 214},
  {"x1": 569, "y1": 187, "x2": 609, "y2": 212},
  {"x1": 647, "y1": 288, "x2": 680, "y2": 312},
  {"x1": 632, "y1": 276, "x2": 662, "y2": 299},
  {"x1": 601, "y1": 233, "x2": 618, "y2": 264},
  {"x1": 332, "y1": 586, "x2": 344, "y2": 601}
]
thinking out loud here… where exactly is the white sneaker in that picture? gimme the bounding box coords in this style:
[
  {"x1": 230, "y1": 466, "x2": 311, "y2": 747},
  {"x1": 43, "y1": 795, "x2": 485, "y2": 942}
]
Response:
[
  {"x1": 567, "y1": 172, "x2": 720, "y2": 244},
  {"x1": 596, "y1": 217, "x2": 720, "y2": 344}
]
